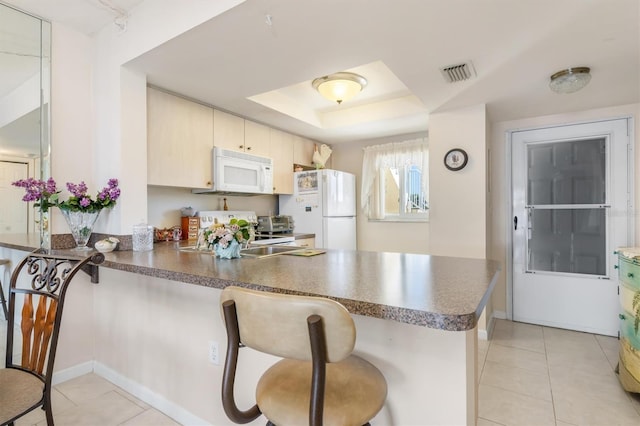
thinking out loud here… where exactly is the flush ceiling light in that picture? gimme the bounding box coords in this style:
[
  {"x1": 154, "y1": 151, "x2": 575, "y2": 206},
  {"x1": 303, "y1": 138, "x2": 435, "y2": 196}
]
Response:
[
  {"x1": 312, "y1": 72, "x2": 368, "y2": 104},
  {"x1": 549, "y1": 67, "x2": 591, "y2": 94}
]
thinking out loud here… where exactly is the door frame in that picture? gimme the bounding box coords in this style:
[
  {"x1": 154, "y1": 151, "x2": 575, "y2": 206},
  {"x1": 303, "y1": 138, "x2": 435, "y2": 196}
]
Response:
[{"x1": 505, "y1": 116, "x2": 635, "y2": 322}]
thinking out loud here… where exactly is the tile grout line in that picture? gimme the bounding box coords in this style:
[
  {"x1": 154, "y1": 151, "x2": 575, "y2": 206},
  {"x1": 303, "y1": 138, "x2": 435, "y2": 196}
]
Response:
[{"x1": 541, "y1": 326, "x2": 560, "y2": 426}]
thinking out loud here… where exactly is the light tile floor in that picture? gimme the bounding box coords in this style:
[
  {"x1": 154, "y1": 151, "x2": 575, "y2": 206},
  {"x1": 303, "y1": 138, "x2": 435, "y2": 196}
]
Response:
[
  {"x1": 479, "y1": 319, "x2": 640, "y2": 426},
  {"x1": 3, "y1": 318, "x2": 640, "y2": 425}
]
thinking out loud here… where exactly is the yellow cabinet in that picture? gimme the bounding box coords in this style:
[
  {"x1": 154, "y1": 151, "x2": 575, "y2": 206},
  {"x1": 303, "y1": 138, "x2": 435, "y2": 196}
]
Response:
[
  {"x1": 244, "y1": 120, "x2": 271, "y2": 158},
  {"x1": 270, "y1": 129, "x2": 294, "y2": 194},
  {"x1": 293, "y1": 135, "x2": 316, "y2": 168},
  {"x1": 147, "y1": 88, "x2": 213, "y2": 188},
  {"x1": 214, "y1": 110, "x2": 271, "y2": 158},
  {"x1": 213, "y1": 109, "x2": 245, "y2": 153}
]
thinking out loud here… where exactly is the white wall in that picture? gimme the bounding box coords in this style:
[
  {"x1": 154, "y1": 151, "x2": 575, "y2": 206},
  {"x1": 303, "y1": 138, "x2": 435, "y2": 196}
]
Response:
[
  {"x1": 489, "y1": 103, "x2": 640, "y2": 316},
  {"x1": 50, "y1": 24, "x2": 95, "y2": 234},
  {"x1": 429, "y1": 104, "x2": 488, "y2": 259}
]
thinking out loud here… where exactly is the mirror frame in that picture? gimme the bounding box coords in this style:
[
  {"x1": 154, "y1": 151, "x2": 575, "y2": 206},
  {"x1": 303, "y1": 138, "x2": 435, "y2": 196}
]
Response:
[{"x1": 0, "y1": 2, "x2": 51, "y2": 247}]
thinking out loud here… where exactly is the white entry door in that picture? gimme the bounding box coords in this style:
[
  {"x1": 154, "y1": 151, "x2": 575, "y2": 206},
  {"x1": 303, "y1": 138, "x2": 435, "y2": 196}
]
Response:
[{"x1": 512, "y1": 118, "x2": 632, "y2": 336}]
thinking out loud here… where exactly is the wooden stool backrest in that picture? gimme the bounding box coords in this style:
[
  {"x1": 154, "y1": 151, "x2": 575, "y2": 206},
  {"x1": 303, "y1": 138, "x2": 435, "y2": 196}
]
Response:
[{"x1": 5, "y1": 250, "x2": 104, "y2": 380}]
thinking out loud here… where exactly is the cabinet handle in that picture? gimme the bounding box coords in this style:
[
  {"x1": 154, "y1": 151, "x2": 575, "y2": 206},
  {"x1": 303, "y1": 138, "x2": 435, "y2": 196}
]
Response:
[
  {"x1": 614, "y1": 250, "x2": 619, "y2": 255},
  {"x1": 628, "y1": 273, "x2": 634, "y2": 278},
  {"x1": 619, "y1": 314, "x2": 626, "y2": 320},
  {"x1": 239, "y1": 145, "x2": 244, "y2": 149},
  {"x1": 246, "y1": 146, "x2": 252, "y2": 151},
  {"x1": 614, "y1": 265, "x2": 619, "y2": 269}
]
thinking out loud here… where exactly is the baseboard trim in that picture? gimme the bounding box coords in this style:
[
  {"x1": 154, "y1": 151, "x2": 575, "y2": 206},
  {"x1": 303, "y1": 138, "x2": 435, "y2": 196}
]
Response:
[
  {"x1": 52, "y1": 361, "x2": 94, "y2": 386},
  {"x1": 478, "y1": 329, "x2": 488, "y2": 340},
  {"x1": 493, "y1": 310, "x2": 507, "y2": 320},
  {"x1": 478, "y1": 311, "x2": 503, "y2": 341},
  {"x1": 93, "y1": 362, "x2": 209, "y2": 426}
]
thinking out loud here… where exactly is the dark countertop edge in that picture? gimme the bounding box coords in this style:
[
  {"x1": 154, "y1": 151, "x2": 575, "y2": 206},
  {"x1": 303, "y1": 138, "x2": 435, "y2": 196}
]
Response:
[{"x1": 1, "y1": 239, "x2": 491, "y2": 332}]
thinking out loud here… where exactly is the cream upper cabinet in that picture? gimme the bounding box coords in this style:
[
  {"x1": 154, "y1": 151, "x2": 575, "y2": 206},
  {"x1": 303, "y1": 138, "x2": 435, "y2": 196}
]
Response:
[
  {"x1": 293, "y1": 135, "x2": 316, "y2": 167},
  {"x1": 270, "y1": 128, "x2": 294, "y2": 194},
  {"x1": 244, "y1": 120, "x2": 271, "y2": 158},
  {"x1": 213, "y1": 109, "x2": 245, "y2": 152},
  {"x1": 214, "y1": 110, "x2": 271, "y2": 158},
  {"x1": 147, "y1": 87, "x2": 213, "y2": 188}
]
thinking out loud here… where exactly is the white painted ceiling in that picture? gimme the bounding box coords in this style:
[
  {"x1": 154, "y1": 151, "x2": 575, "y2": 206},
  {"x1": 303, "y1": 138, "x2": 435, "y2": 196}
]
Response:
[{"x1": 3, "y1": 0, "x2": 640, "y2": 145}]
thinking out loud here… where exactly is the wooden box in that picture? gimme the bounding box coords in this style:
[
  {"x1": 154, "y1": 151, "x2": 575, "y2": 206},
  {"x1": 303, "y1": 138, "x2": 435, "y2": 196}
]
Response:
[{"x1": 181, "y1": 217, "x2": 200, "y2": 240}]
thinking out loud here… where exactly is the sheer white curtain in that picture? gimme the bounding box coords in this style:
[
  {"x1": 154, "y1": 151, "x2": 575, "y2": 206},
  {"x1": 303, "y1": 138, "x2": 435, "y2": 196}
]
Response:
[{"x1": 361, "y1": 138, "x2": 428, "y2": 219}]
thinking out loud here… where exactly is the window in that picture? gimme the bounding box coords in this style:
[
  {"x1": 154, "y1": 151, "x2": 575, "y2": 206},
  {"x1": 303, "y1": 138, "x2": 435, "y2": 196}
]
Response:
[{"x1": 361, "y1": 138, "x2": 428, "y2": 221}]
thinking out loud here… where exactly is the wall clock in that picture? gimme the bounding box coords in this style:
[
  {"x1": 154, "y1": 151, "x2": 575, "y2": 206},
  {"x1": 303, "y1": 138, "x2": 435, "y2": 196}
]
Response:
[{"x1": 444, "y1": 148, "x2": 468, "y2": 171}]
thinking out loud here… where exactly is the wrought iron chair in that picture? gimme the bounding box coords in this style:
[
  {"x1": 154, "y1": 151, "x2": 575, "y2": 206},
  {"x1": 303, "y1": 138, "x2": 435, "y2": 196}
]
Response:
[
  {"x1": 220, "y1": 286, "x2": 387, "y2": 426},
  {"x1": 0, "y1": 249, "x2": 104, "y2": 426},
  {"x1": 0, "y1": 259, "x2": 9, "y2": 320}
]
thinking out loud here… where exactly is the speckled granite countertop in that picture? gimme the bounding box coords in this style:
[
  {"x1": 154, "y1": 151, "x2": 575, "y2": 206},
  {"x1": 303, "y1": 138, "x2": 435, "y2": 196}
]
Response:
[{"x1": 0, "y1": 235, "x2": 500, "y2": 331}]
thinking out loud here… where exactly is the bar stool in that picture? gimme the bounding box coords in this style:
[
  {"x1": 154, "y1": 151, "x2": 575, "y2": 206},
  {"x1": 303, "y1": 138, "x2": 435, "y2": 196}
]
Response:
[
  {"x1": 0, "y1": 258, "x2": 9, "y2": 320},
  {"x1": 220, "y1": 286, "x2": 387, "y2": 426},
  {"x1": 0, "y1": 250, "x2": 105, "y2": 425}
]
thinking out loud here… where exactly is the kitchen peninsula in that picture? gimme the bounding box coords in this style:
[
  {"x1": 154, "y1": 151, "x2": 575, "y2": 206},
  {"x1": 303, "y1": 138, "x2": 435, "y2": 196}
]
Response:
[{"x1": 0, "y1": 236, "x2": 499, "y2": 425}]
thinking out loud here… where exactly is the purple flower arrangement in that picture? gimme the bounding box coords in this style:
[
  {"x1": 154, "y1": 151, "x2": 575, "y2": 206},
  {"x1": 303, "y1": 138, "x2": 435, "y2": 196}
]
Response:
[{"x1": 12, "y1": 177, "x2": 121, "y2": 213}]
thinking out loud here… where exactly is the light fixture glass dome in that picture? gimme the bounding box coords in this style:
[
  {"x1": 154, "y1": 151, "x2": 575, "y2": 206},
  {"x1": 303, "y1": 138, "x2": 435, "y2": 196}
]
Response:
[
  {"x1": 312, "y1": 72, "x2": 367, "y2": 104},
  {"x1": 549, "y1": 67, "x2": 591, "y2": 94}
]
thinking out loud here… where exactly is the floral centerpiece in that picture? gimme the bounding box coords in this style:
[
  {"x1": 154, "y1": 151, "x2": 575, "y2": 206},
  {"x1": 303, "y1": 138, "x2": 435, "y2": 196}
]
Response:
[
  {"x1": 199, "y1": 218, "x2": 250, "y2": 259},
  {"x1": 12, "y1": 178, "x2": 120, "y2": 212},
  {"x1": 12, "y1": 177, "x2": 121, "y2": 250}
]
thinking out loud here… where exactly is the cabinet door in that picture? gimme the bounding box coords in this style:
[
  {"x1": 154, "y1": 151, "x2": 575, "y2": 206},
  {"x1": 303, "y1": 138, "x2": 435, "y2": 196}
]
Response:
[
  {"x1": 213, "y1": 109, "x2": 245, "y2": 153},
  {"x1": 293, "y1": 135, "x2": 316, "y2": 167},
  {"x1": 244, "y1": 120, "x2": 271, "y2": 158},
  {"x1": 270, "y1": 129, "x2": 294, "y2": 194},
  {"x1": 147, "y1": 88, "x2": 213, "y2": 188}
]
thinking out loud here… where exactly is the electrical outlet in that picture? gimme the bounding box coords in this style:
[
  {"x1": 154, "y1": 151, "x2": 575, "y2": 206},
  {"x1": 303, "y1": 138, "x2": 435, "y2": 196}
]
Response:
[{"x1": 209, "y1": 340, "x2": 219, "y2": 365}]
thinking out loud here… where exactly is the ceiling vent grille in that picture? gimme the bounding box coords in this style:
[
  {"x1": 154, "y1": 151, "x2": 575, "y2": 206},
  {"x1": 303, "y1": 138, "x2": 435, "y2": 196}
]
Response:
[{"x1": 440, "y1": 63, "x2": 475, "y2": 83}]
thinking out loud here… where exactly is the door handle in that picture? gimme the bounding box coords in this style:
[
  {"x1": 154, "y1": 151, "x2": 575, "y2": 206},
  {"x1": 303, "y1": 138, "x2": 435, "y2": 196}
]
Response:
[{"x1": 514, "y1": 216, "x2": 518, "y2": 230}]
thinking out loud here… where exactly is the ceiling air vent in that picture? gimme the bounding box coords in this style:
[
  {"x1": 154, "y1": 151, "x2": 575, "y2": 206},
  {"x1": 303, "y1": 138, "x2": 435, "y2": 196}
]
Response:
[{"x1": 440, "y1": 62, "x2": 475, "y2": 83}]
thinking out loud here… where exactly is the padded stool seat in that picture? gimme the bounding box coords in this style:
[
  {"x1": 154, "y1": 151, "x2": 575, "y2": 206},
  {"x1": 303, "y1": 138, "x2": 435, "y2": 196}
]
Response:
[
  {"x1": 0, "y1": 368, "x2": 45, "y2": 421},
  {"x1": 258, "y1": 356, "x2": 387, "y2": 426}
]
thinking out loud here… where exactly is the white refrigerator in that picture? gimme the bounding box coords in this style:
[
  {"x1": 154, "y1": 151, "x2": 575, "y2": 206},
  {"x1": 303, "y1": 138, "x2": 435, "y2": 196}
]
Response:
[{"x1": 279, "y1": 169, "x2": 356, "y2": 250}]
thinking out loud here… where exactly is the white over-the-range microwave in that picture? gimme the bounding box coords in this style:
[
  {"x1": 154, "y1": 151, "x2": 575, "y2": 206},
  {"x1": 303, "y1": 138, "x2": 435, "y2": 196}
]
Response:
[{"x1": 193, "y1": 147, "x2": 273, "y2": 195}]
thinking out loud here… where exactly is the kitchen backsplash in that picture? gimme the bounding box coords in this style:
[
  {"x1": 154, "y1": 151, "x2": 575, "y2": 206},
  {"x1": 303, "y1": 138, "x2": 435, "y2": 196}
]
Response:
[{"x1": 147, "y1": 186, "x2": 278, "y2": 228}]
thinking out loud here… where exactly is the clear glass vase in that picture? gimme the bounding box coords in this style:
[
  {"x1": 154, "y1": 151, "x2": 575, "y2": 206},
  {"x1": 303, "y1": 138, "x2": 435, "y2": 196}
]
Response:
[{"x1": 60, "y1": 209, "x2": 101, "y2": 250}]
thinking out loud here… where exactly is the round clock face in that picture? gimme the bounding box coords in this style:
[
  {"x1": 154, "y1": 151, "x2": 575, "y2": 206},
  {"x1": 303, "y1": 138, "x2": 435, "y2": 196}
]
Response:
[{"x1": 444, "y1": 148, "x2": 468, "y2": 171}]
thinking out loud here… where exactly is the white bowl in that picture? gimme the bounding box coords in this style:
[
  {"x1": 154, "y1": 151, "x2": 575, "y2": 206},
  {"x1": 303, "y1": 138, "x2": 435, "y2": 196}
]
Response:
[{"x1": 95, "y1": 239, "x2": 118, "y2": 253}]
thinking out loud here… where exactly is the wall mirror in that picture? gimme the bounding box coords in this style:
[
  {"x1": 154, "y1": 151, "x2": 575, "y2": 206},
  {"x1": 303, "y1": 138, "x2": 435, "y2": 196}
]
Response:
[{"x1": 0, "y1": 2, "x2": 51, "y2": 247}]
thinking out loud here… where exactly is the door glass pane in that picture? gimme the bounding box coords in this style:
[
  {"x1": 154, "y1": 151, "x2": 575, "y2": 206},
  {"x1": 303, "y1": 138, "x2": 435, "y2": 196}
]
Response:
[
  {"x1": 527, "y1": 138, "x2": 606, "y2": 205},
  {"x1": 528, "y1": 208, "x2": 606, "y2": 275}
]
